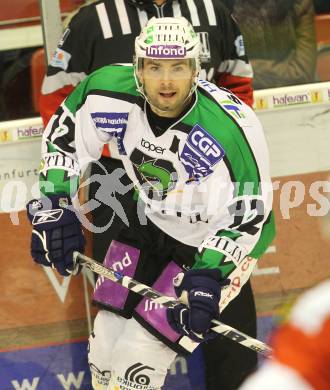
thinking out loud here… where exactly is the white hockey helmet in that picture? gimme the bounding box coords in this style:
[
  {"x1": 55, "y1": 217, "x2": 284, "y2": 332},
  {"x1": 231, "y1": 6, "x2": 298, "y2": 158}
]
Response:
[
  {"x1": 135, "y1": 16, "x2": 200, "y2": 63},
  {"x1": 134, "y1": 17, "x2": 201, "y2": 94}
]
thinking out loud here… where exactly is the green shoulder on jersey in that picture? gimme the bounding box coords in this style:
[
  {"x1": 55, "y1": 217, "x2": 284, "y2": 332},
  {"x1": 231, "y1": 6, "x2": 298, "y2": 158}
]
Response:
[
  {"x1": 65, "y1": 64, "x2": 138, "y2": 115},
  {"x1": 40, "y1": 65, "x2": 138, "y2": 196}
]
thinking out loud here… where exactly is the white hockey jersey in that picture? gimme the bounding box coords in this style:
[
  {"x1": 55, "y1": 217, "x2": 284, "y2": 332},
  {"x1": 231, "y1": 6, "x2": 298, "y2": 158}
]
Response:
[{"x1": 40, "y1": 64, "x2": 275, "y2": 277}]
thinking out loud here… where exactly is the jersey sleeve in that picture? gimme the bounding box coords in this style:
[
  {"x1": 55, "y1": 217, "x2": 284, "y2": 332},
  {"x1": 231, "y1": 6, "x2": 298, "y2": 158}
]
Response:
[
  {"x1": 193, "y1": 156, "x2": 275, "y2": 278},
  {"x1": 193, "y1": 176, "x2": 275, "y2": 276},
  {"x1": 214, "y1": 4, "x2": 254, "y2": 107},
  {"x1": 39, "y1": 6, "x2": 94, "y2": 125},
  {"x1": 192, "y1": 88, "x2": 275, "y2": 295},
  {"x1": 39, "y1": 73, "x2": 112, "y2": 197}
]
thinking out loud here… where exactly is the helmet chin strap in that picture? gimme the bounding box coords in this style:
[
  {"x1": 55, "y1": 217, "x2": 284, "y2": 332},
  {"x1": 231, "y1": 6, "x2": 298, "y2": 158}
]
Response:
[{"x1": 133, "y1": 69, "x2": 199, "y2": 116}]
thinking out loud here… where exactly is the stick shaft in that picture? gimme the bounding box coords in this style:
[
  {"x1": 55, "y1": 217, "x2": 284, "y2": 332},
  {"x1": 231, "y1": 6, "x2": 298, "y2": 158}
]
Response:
[{"x1": 74, "y1": 251, "x2": 272, "y2": 355}]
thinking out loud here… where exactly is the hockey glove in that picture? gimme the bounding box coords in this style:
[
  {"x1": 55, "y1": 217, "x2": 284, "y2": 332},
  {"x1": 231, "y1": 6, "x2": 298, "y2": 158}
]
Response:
[
  {"x1": 166, "y1": 269, "x2": 228, "y2": 342},
  {"x1": 26, "y1": 194, "x2": 85, "y2": 276}
]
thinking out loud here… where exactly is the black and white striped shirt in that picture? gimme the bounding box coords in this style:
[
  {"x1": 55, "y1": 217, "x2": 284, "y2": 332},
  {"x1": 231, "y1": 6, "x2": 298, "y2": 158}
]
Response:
[{"x1": 40, "y1": 0, "x2": 253, "y2": 123}]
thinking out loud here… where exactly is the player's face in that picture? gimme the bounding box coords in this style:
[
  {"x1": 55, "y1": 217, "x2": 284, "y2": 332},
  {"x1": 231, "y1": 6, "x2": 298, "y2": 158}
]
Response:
[{"x1": 139, "y1": 59, "x2": 196, "y2": 118}]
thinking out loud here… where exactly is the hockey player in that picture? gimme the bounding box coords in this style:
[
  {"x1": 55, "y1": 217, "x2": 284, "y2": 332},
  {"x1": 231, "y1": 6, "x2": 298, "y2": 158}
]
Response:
[
  {"x1": 40, "y1": 4, "x2": 255, "y2": 388},
  {"x1": 39, "y1": 0, "x2": 254, "y2": 266},
  {"x1": 27, "y1": 17, "x2": 275, "y2": 390},
  {"x1": 239, "y1": 279, "x2": 330, "y2": 390}
]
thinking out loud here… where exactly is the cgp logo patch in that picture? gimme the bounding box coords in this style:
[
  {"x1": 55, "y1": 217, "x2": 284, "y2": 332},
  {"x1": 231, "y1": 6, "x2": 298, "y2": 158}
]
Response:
[
  {"x1": 91, "y1": 112, "x2": 128, "y2": 155},
  {"x1": 180, "y1": 124, "x2": 225, "y2": 181}
]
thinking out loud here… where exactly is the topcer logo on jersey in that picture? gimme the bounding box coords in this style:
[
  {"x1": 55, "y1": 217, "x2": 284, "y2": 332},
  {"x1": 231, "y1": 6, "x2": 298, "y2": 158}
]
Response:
[{"x1": 146, "y1": 45, "x2": 186, "y2": 58}]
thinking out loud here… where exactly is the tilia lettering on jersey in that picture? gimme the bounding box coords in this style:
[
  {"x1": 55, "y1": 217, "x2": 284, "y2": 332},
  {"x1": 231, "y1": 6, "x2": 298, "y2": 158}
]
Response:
[
  {"x1": 199, "y1": 235, "x2": 247, "y2": 266},
  {"x1": 180, "y1": 124, "x2": 225, "y2": 181},
  {"x1": 40, "y1": 152, "x2": 80, "y2": 177}
]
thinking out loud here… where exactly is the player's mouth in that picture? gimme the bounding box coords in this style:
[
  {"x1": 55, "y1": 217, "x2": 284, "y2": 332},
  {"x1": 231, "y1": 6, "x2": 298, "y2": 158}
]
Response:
[{"x1": 159, "y1": 92, "x2": 176, "y2": 98}]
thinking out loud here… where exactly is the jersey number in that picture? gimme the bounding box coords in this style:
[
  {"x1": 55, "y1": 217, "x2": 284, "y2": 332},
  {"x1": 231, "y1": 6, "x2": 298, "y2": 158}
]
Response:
[{"x1": 228, "y1": 198, "x2": 265, "y2": 235}]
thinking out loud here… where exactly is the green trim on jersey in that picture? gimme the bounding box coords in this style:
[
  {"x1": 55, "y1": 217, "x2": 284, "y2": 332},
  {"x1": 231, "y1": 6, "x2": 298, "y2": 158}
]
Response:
[
  {"x1": 39, "y1": 65, "x2": 138, "y2": 196},
  {"x1": 193, "y1": 231, "x2": 241, "y2": 275},
  {"x1": 65, "y1": 65, "x2": 138, "y2": 115},
  {"x1": 193, "y1": 211, "x2": 275, "y2": 272},
  {"x1": 40, "y1": 170, "x2": 79, "y2": 196},
  {"x1": 192, "y1": 212, "x2": 276, "y2": 272},
  {"x1": 39, "y1": 142, "x2": 79, "y2": 196}
]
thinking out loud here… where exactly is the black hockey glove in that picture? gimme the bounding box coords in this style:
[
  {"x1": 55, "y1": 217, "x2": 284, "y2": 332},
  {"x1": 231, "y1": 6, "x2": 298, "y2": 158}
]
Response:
[
  {"x1": 26, "y1": 194, "x2": 85, "y2": 276},
  {"x1": 167, "y1": 269, "x2": 228, "y2": 342}
]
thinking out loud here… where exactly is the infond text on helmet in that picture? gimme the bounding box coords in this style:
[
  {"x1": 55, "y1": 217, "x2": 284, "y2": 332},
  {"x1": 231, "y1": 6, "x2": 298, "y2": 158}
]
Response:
[{"x1": 146, "y1": 45, "x2": 186, "y2": 58}]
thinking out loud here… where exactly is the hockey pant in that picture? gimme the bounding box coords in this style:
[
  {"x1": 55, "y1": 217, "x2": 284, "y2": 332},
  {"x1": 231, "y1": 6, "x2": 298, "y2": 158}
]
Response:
[
  {"x1": 89, "y1": 311, "x2": 177, "y2": 390},
  {"x1": 90, "y1": 215, "x2": 258, "y2": 389},
  {"x1": 90, "y1": 237, "x2": 196, "y2": 389}
]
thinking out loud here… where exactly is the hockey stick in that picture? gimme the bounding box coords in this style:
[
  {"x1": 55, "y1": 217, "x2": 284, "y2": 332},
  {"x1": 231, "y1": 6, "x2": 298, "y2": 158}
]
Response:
[{"x1": 73, "y1": 251, "x2": 272, "y2": 356}]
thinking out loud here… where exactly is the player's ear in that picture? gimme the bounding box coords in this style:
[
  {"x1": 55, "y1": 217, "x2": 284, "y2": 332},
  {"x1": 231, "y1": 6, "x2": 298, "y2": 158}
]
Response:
[
  {"x1": 190, "y1": 59, "x2": 199, "y2": 80},
  {"x1": 137, "y1": 70, "x2": 144, "y2": 84},
  {"x1": 134, "y1": 56, "x2": 144, "y2": 84}
]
